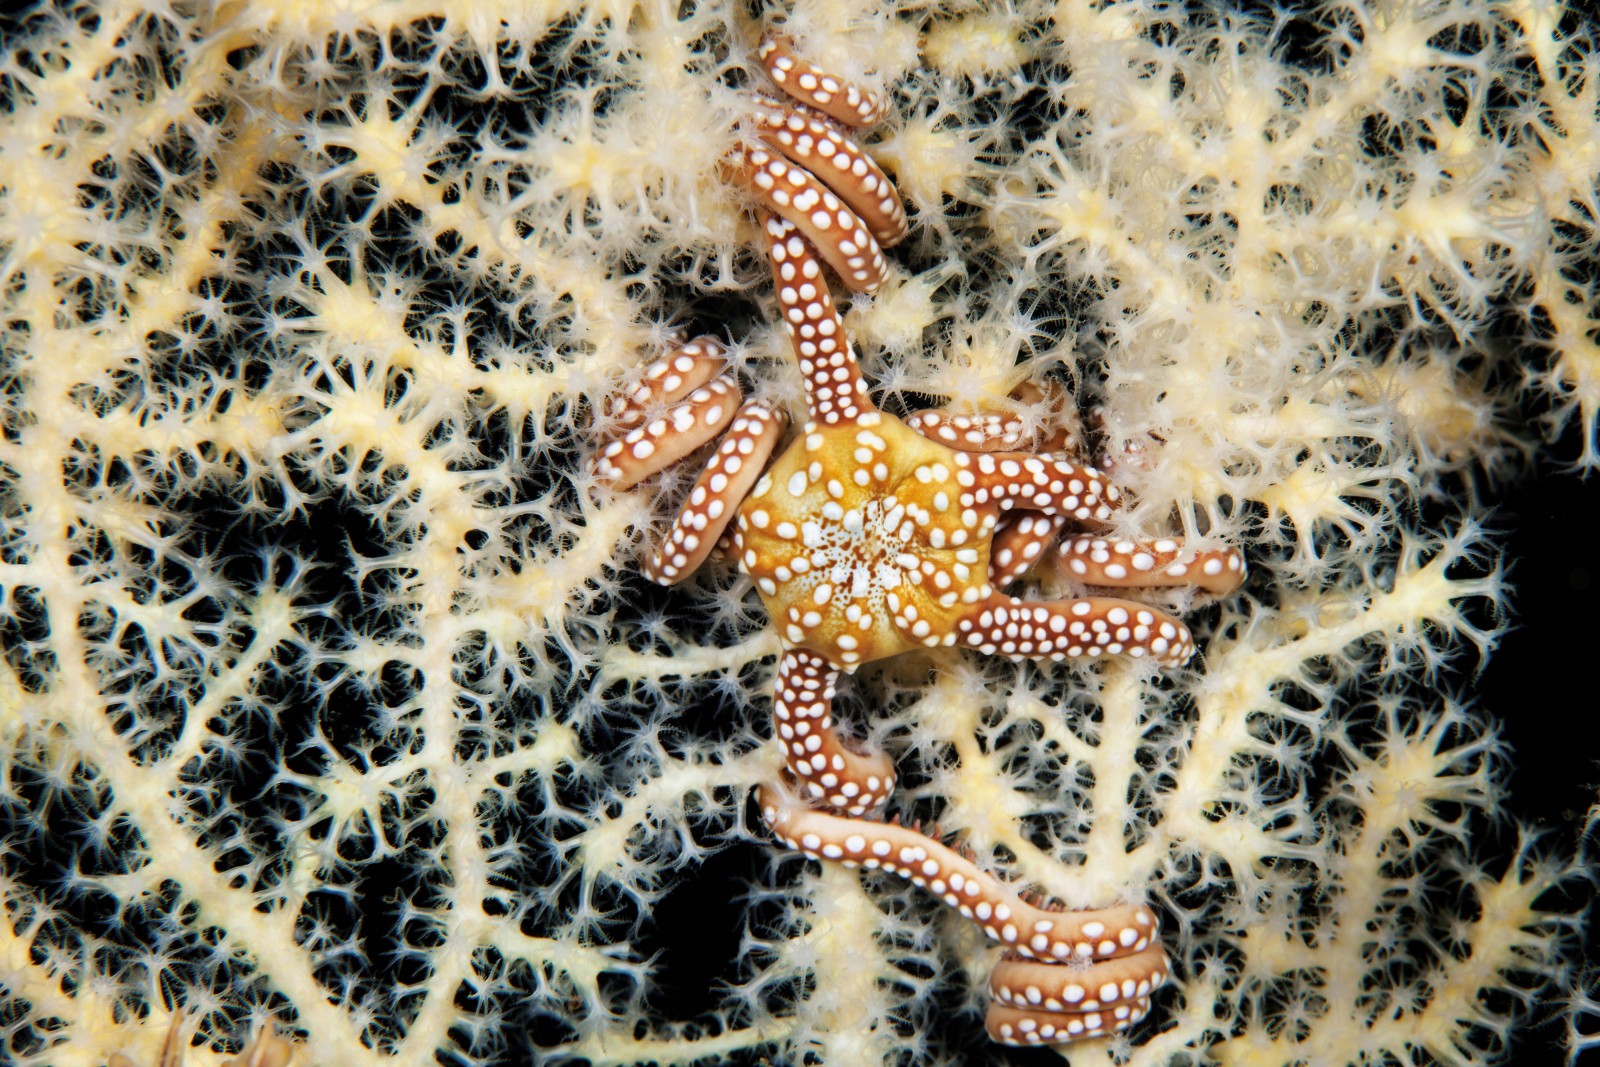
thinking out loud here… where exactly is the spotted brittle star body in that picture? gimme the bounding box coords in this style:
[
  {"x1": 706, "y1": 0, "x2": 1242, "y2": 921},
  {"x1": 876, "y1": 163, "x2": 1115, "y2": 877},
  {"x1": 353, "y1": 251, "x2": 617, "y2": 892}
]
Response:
[
  {"x1": 712, "y1": 213, "x2": 1220, "y2": 825},
  {"x1": 589, "y1": 31, "x2": 1245, "y2": 1049},
  {"x1": 734, "y1": 408, "x2": 1195, "y2": 670},
  {"x1": 738, "y1": 412, "x2": 967, "y2": 667}
]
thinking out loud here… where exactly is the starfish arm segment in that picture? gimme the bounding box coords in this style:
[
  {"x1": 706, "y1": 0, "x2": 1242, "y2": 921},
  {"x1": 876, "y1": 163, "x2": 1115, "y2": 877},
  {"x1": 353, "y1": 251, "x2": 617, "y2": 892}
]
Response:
[
  {"x1": 905, "y1": 408, "x2": 1038, "y2": 452},
  {"x1": 757, "y1": 34, "x2": 889, "y2": 127},
  {"x1": 953, "y1": 593, "x2": 1196, "y2": 664},
  {"x1": 764, "y1": 215, "x2": 876, "y2": 425},
  {"x1": 987, "y1": 950, "x2": 1164, "y2": 1045},
  {"x1": 989, "y1": 513, "x2": 1069, "y2": 586},
  {"x1": 757, "y1": 783, "x2": 1170, "y2": 1045},
  {"x1": 726, "y1": 146, "x2": 889, "y2": 293},
  {"x1": 905, "y1": 380, "x2": 1083, "y2": 455},
  {"x1": 751, "y1": 94, "x2": 907, "y2": 247},
  {"x1": 1057, "y1": 535, "x2": 1248, "y2": 594},
  {"x1": 773, "y1": 648, "x2": 895, "y2": 816},
  {"x1": 592, "y1": 372, "x2": 742, "y2": 490},
  {"x1": 957, "y1": 451, "x2": 1122, "y2": 524},
  {"x1": 646, "y1": 402, "x2": 789, "y2": 584},
  {"x1": 602, "y1": 337, "x2": 728, "y2": 431}
]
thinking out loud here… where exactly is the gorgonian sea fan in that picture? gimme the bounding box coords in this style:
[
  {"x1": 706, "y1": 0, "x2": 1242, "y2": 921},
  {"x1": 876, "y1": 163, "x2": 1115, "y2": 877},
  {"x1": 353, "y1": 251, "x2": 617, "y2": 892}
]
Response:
[{"x1": 0, "y1": 2, "x2": 1595, "y2": 1065}]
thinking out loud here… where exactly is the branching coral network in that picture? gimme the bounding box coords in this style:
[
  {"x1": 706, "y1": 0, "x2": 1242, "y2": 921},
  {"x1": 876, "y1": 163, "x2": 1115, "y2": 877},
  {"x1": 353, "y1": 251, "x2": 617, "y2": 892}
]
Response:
[{"x1": 0, "y1": 1, "x2": 1595, "y2": 1066}]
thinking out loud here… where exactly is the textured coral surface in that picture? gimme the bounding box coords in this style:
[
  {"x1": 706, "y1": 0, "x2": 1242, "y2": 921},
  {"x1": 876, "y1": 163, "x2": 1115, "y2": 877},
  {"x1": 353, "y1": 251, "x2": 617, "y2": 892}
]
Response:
[{"x1": 1, "y1": 1, "x2": 1596, "y2": 1065}]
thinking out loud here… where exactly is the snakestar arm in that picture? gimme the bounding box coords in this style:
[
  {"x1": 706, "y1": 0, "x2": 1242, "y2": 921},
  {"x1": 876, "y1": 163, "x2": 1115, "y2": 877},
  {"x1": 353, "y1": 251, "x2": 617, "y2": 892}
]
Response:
[
  {"x1": 759, "y1": 782, "x2": 1169, "y2": 1045},
  {"x1": 592, "y1": 338, "x2": 790, "y2": 583},
  {"x1": 722, "y1": 33, "x2": 902, "y2": 296},
  {"x1": 592, "y1": 338, "x2": 738, "y2": 490},
  {"x1": 905, "y1": 387, "x2": 1248, "y2": 599},
  {"x1": 748, "y1": 94, "x2": 905, "y2": 246},
  {"x1": 718, "y1": 218, "x2": 1185, "y2": 1043},
  {"x1": 756, "y1": 34, "x2": 889, "y2": 127},
  {"x1": 904, "y1": 386, "x2": 1081, "y2": 453},
  {"x1": 763, "y1": 215, "x2": 875, "y2": 425},
  {"x1": 722, "y1": 142, "x2": 892, "y2": 294},
  {"x1": 648, "y1": 401, "x2": 789, "y2": 584},
  {"x1": 770, "y1": 647, "x2": 896, "y2": 817},
  {"x1": 1057, "y1": 535, "x2": 1245, "y2": 593}
]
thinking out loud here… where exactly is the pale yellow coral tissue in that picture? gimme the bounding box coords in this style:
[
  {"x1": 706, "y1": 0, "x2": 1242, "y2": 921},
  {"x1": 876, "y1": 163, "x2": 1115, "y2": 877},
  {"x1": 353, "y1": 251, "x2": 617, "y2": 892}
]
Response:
[{"x1": 0, "y1": 1, "x2": 1595, "y2": 1066}]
